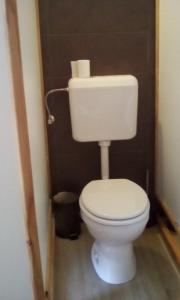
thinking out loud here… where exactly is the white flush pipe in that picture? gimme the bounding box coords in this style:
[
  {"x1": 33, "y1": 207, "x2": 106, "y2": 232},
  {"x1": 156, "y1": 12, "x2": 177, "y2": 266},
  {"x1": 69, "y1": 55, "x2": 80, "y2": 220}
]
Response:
[
  {"x1": 71, "y1": 61, "x2": 78, "y2": 77},
  {"x1": 98, "y1": 141, "x2": 111, "y2": 180},
  {"x1": 77, "y1": 60, "x2": 90, "y2": 78}
]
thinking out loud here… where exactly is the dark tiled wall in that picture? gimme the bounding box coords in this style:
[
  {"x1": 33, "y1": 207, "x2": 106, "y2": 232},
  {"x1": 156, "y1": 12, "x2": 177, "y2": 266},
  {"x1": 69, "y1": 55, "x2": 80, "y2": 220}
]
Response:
[{"x1": 39, "y1": 0, "x2": 155, "y2": 208}]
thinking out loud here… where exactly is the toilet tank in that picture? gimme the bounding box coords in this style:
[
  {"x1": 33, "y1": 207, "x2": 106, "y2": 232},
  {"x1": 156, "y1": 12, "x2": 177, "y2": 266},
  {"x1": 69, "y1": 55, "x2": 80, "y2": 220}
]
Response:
[{"x1": 68, "y1": 75, "x2": 138, "y2": 142}]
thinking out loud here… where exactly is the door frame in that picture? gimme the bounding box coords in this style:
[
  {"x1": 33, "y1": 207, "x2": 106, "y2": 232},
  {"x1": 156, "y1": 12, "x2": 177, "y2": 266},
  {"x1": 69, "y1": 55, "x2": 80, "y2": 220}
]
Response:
[{"x1": 5, "y1": 1, "x2": 45, "y2": 299}]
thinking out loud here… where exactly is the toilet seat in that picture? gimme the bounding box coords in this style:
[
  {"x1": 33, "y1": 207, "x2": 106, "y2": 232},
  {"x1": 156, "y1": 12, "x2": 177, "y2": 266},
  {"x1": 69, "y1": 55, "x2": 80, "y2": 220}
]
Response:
[
  {"x1": 80, "y1": 179, "x2": 149, "y2": 221},
  {"x1": 80, "y1": 202, "x2": 150, "y2": 226}
]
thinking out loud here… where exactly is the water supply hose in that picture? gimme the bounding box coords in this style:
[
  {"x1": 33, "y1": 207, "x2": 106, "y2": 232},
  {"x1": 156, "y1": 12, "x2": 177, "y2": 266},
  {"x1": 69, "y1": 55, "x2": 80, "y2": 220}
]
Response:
[{"x1": 44, "y1": 88, "x2": 68, "y2": 124}]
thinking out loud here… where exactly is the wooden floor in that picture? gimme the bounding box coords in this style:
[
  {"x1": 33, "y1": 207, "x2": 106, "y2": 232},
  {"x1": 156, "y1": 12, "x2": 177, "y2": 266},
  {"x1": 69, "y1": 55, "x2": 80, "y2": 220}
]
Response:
[{"x1": 54, "y1": 225, "x2": 180, "y2": 300}]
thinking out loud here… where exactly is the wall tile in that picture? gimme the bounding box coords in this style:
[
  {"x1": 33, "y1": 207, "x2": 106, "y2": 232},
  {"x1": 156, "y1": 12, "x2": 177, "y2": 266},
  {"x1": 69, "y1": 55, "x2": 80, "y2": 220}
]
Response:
[
  {"x1": 44, "y1": 32, "x2": 147, "y2": 78},
  {"x1": 43, "y1": 0, "x2": 149, "y2": 35}
]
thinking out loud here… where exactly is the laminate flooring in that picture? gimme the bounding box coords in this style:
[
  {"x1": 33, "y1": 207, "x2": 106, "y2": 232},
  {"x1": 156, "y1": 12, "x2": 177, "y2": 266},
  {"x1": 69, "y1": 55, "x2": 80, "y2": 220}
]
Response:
[{"x1": 54, "y1": 225, "x2": 180, "y2": 300}]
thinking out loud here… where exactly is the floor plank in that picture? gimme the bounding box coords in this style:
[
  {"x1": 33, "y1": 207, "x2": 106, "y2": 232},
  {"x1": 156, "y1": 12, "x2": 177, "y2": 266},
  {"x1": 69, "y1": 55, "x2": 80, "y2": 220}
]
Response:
[{"x1": 54, "y1": 225, "x2": 180, "y2": 300}]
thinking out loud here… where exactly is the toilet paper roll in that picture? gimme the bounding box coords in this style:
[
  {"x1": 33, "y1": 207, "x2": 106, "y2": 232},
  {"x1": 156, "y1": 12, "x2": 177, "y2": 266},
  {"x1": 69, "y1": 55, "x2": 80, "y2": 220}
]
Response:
[
  {"x1": 77, "y1": 60, "x2": 90, "y2": 78},
  {"x1": 70, "y1": 61, "x2": 78, "y2": 78}
]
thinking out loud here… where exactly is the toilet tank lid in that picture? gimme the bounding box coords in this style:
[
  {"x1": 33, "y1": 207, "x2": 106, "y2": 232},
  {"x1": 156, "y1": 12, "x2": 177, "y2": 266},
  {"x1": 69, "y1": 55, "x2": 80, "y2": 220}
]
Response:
[
  {"x1": 80, "y1": 179, "x2": 149, "y2": 220},
  {"x1": 68, "y1": 75, "x2": 137, "y2": 89}
]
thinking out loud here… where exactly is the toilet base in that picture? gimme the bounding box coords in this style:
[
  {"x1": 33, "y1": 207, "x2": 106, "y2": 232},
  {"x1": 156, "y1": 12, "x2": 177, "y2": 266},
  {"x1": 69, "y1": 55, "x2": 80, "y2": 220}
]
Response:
[{"x1": 91, "y1": 241, "x2": 136, "y2": 284}]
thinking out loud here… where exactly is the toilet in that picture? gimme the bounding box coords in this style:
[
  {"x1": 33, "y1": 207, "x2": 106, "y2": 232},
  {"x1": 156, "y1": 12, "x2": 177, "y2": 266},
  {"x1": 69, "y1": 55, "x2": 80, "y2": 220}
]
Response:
[
  {"x1": 80, "y1": 179, "x2": 149, "y2": 284},
  {"x1": 68, "y1": 70, "x2": 150, "y2": 284}
]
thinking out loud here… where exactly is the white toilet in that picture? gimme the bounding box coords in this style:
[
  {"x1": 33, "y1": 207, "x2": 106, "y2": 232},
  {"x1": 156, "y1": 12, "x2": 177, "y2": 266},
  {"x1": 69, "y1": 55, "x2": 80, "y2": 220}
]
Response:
[
  {"x1": 68, "y1": 72, "x2": 150, "y2": 284},
  {"x1": 80, "y1": 179, "x2": 149, "y2": 284}
]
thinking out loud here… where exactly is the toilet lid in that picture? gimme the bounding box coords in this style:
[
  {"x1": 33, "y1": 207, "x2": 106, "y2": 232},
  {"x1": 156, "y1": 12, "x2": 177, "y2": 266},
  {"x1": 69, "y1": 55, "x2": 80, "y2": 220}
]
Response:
[{"x1": 80, "y1": 179, "x2": 149, "y2": 220}]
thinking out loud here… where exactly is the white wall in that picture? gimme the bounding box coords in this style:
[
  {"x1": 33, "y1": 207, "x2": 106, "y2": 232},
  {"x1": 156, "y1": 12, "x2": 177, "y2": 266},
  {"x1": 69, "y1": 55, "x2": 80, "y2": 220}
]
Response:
[
  {"x1": 156, "y1": 0, "x2": 180, "y2": 226},
  {"x1": 16, "y1": 0, "x2": 49, "y2": 280},
  {"x1": 0, "y1": 2, "x2": 33, "y2": 299}
]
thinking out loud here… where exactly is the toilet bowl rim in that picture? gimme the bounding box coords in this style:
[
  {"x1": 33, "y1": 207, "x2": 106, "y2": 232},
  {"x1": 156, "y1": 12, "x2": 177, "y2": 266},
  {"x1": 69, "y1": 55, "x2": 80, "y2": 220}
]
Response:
[{"x1": 80, "y1": 201, "x2": 150, "y2": 226}]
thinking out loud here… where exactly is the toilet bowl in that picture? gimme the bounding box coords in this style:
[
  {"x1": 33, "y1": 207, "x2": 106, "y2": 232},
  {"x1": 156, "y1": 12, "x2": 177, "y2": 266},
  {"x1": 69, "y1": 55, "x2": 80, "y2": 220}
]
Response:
[{"x1": 80, "y1": 179, "x2": 150, "y2": 284}]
